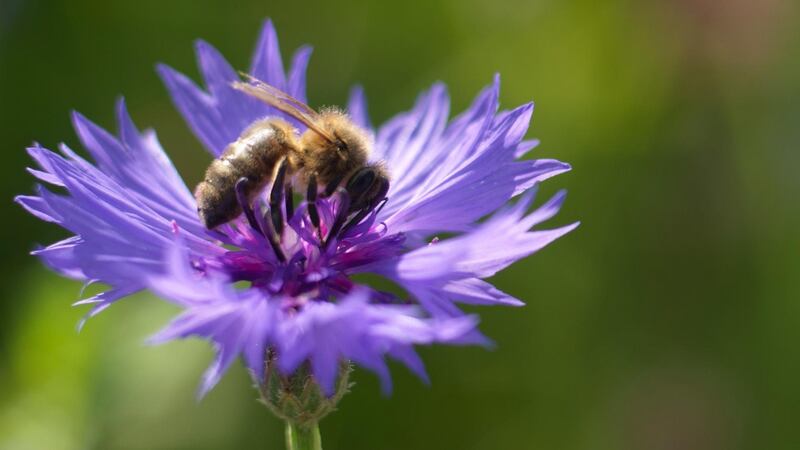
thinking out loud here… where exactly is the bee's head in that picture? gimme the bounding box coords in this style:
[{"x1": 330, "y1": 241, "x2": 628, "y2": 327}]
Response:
[
  {"x1": 300, "y1": 109, "x2": 372, "y2": 185},
  {"x1": 344, "y1": 163, "x2": 390, "y2": 213}
]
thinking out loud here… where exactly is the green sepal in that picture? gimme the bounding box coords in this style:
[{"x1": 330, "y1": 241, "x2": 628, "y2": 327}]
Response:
[{"x1": 257, "y1": 352, "x2": 352, "y2": 428}]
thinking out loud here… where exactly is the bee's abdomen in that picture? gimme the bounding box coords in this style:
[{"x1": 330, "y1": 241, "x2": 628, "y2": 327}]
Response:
[
  {"x1": 195, "y1": 120, "x2": 295, "y2": 229},
  {"x1": 195, "y1": 159, "x2": 243, "y2": 229}
]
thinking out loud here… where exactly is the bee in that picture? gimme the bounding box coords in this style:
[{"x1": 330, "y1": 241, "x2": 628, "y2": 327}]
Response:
[{"x1": 194, "y1": 75, "x2": 390, "y2": 243}]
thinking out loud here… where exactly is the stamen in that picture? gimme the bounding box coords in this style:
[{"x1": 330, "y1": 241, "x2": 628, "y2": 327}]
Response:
[
  {"x1": 269, "y1": 159, "x2": 288, "y2": 235},
  {"x1": 374, "y1": 197, "x2": 389, "y2": 216},
  {"x1": 234, "y1": 178, "x2": 264, "y2": 237},
  {"x1": 340, "y1": 197, "x2": 388, "y2": 237},
  {"x1": 339, "y1": 207, "x2": 369, "y2": 238}
]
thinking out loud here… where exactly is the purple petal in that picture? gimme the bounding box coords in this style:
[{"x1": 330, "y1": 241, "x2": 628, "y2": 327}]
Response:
[
  {"x1": 30, "y1": 236, "x2": 85, "y2": 279},
  {"x1": 249, "y1": 19, "x2": 287, "y2": 90},
  {"x1": 15, "y1": 193, "x2": 59, "y2": 223},
  {"x1": 146, "y1": 243, "x2": 277, "y2": 397},
  {"x1": 440, "y1": 278, "x2": 524, "y2": 307},
  {"x1": 347, "y1": 85, "x2": 372, "y2": 130},
  {"x1": 18, "y1": 105, "x2": 213, "y2": 326},
  {"x1": 376, "y1": 190, "x2": 578, "y2": 316},
  {"x1": 377, "y1": 75, "x2": 571, "y2": 237},
  {"x1": 511, "y1": 159, "x2": 572, "y2": 196},
  {"x1": 515, "y1": 139, "x2": 540, "y2": 158},
  {"x1": 158, "y1": 64, "x2": 229, "y2": 155},
  {"x1": 276, "y1": 291, "x2": 481, "y2": 395},
  {"x1": 287, "y1": 46, "x2": 313, "y2": 103},
  {"x1": 160, "y1": 21, "x2": 313, "y2": 156}
]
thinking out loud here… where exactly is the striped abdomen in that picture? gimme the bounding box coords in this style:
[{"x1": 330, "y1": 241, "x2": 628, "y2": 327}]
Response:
[{"x1": 195, "y1": 119, "x2": 295, "y2": 229}]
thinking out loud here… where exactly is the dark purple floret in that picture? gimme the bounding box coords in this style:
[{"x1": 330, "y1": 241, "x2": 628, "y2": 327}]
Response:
[{"x1": 214, "y1": 185, "x2": 405, "y2": 305}]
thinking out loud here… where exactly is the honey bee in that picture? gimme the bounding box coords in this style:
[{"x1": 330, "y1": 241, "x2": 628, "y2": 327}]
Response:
[{"x1": 194, "y1": 75, "x2": 390, "y2": 245}]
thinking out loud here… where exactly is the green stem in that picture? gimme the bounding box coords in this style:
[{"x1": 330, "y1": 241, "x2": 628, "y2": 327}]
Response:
[{"x1": 285, "y1": 422, "x2": 322, "y2": 450}]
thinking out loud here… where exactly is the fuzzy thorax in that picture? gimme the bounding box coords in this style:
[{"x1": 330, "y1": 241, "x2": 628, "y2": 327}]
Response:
[{"x1": 299, "y1": 109, "x2": 373, "y2": 186}]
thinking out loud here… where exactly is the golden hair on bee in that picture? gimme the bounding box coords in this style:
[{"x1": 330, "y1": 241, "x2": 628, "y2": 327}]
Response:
[{"x1": 298, "y1": 107, "x2": 374, "y2": 188}]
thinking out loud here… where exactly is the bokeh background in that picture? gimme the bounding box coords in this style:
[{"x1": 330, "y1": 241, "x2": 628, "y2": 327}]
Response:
[{"x1": 1, "y1": 0, "x2": 798, "y2": 449}]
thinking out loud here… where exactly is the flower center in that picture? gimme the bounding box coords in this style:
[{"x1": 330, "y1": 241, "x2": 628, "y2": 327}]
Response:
[{"x1": 202, "y1": 180, "x2": 403, "y2": 310}]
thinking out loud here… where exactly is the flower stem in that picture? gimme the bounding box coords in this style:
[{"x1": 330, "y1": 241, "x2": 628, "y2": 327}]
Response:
[{"x1": 285, "y1": 421, "x2": 322, "y2": 450}]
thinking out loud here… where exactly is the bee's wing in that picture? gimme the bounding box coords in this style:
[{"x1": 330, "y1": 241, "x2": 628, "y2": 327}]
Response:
[
  {"x1": 241, "y1": 74, "x2": 318, "y2": 116},
  {"x1": 233, "y1": 75, "x2": 335, "y2": 143}
]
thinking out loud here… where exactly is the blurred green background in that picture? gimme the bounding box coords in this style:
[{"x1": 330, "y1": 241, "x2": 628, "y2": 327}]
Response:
[{"x1": 1, "y1": 0, "x2": 799, "y2": 449}]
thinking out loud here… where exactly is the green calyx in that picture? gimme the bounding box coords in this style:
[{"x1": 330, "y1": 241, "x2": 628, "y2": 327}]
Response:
[{"x1": 257, "y1": 353, "x2": 352, "y2": 428}]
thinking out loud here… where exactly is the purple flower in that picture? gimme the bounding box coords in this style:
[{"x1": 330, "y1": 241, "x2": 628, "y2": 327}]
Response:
[{"x1": 16, "y1": 20, "x2": 577, "y2": 398}]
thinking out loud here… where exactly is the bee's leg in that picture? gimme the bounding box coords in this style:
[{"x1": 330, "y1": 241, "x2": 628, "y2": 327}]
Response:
[
  {"x1": 234, "y1": 177, "x2": 263, "y2": 236},
  {"x1": 306, "y1": 173, "x2": 323, "y2": 242},
  {"x1": 339, "y1": 177, "x2": 390, "y2": 237},
  {"x1": 255, "y1": 205, "x2": 287, "y2": 263},
  {"x1": 322, "y1": 174, "x2": 345, "y2": 198},
  {"x1": 284, "y1": 184, "x2": 294, "y2": 219},
  {"x1": 269, "y1": 158, "x2": 288, "y2": 235},
  {"x1": 236, "y1": 178, "x2": 286, "y2": 263},
  {"x1": 323, "y1": 189, "x2": 350, "y2": 249}
]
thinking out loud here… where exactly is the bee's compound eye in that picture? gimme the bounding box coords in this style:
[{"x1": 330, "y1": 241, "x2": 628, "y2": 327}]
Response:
[{"x1": 346, "y1": 168, "x2": 377, "y2": 196}]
